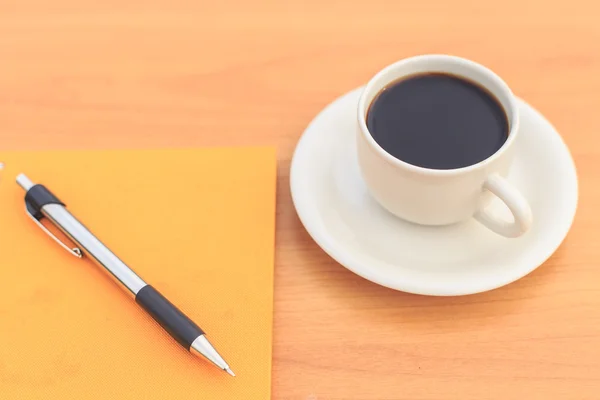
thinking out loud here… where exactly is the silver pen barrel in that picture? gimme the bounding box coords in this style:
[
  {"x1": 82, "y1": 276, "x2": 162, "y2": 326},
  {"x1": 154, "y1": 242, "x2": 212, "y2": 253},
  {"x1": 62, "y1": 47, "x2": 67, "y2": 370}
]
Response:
[
  {"x1": 17, "y1": 173, "x2": 147, "y2": 296},
  {"x1": 45, "y1": 205, "x2": 148, "y2": 295}
]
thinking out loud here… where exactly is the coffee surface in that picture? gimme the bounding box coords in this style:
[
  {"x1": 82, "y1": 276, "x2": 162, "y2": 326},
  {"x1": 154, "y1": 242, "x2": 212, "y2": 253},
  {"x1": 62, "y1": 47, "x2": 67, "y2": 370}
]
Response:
[{"x1": 366, "y1": 73, "x2": 509, "y2": 170}]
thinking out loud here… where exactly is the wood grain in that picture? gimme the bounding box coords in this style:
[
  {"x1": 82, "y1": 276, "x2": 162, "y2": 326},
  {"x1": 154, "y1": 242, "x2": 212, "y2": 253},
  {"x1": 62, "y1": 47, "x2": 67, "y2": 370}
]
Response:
[{"x1": 1, "y1": 1, "x2": 599, "y2": 399}]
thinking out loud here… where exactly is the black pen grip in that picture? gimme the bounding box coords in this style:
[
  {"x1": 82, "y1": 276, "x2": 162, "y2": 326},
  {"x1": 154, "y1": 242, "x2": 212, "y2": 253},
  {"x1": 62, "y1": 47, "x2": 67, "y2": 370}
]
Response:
[{"x1": 135, "y1": 285, "x2": 204, "y2": 349}]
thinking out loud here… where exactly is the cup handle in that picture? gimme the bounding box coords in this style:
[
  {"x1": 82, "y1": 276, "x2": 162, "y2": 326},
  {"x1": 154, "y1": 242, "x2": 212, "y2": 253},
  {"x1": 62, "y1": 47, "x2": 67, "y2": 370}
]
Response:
[{"x1": 474, "y1": 174, "x2": 532, "y2": 238}]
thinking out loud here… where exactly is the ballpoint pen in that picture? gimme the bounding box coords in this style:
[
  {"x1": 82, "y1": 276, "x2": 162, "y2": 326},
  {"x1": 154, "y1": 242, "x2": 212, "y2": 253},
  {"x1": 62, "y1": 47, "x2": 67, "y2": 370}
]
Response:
[{"x1": 16, "y1": 173, "x2": 235, "y2": 377}]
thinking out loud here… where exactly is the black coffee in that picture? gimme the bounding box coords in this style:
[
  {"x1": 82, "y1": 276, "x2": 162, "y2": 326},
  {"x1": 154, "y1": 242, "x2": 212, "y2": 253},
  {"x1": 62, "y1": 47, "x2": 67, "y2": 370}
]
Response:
[{"x1": 366, "y1": 73, "x2": 508, "y2": 170}]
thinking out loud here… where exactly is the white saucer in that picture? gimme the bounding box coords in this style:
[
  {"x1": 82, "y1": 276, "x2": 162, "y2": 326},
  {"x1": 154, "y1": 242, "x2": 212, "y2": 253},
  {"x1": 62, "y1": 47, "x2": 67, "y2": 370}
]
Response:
[{"x1": 290, "y1": 87, "x2": 578, "y2": 296}]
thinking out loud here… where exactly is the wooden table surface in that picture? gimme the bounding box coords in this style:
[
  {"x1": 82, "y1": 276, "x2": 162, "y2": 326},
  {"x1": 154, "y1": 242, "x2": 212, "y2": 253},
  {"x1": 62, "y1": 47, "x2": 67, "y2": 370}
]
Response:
[{"x1": 2, "y1": 1, "x2": 599, "y2": 399}]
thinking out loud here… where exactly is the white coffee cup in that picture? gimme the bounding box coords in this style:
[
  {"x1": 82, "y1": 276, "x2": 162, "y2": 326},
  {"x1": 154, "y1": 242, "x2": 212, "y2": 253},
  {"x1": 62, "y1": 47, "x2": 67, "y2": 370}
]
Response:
[{"x1": 356, "y1": 55, "x2": 532, "y2": 238}]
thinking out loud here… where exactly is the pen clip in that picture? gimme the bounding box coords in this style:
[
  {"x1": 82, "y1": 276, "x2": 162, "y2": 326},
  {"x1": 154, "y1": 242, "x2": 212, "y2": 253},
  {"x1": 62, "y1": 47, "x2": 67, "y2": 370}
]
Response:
[{"x1": 25, "y1": 207, "x2": 83, "y2": 258}]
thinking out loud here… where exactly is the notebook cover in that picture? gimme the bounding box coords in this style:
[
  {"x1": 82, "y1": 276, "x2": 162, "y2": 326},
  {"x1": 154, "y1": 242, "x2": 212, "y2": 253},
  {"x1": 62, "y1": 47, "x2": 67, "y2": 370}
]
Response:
[{"x1": 0, "y1": 147, "x2": 276, "y2": 399}]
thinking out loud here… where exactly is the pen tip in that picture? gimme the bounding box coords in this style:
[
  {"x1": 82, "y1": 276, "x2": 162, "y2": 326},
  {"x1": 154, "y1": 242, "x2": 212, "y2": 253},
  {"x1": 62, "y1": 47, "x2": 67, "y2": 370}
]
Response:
[{"x1": 225, "y1": 368, "x2": 235, "y2": 377}]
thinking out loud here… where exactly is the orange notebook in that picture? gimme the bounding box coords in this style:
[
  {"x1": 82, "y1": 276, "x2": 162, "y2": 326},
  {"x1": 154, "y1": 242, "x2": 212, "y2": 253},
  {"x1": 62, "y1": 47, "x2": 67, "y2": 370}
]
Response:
[{"x1": 0, "y1": 147, "x2": 276, "y2": 399}]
